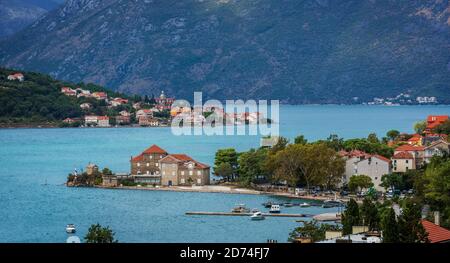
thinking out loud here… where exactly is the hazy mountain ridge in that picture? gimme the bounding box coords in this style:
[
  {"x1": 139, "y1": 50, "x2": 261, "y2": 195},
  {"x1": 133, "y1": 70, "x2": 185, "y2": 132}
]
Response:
[
  {"x1": 1, "y1": 0, "x2": 449, "y2": 103},
  {"x1": 0, "y1": 0, "x2": 64, "y2": 38}
]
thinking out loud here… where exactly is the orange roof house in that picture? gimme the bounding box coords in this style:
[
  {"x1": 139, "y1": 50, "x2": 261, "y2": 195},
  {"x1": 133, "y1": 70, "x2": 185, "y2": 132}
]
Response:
[
  {"x1": 392, "y1": 151, "x2": 414, "y2": 159},
  {"x1": 395, "y1": 144, "x2": 425, "y2": 152},
  {"x1": 425, "y1": 115, "x2": 449, "y2": 133},
  {"x1": 421, "y1": 220, "x2": 450, "y2": 243}
]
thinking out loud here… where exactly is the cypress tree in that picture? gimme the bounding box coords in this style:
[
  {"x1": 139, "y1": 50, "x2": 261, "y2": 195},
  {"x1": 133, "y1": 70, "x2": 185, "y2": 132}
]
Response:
[
  {"x1": 381, "y1": 208, "x2": 399, "y2": 243},
  {"x1": 342, "y1": 199, "x2": 360, "y2": 235}
]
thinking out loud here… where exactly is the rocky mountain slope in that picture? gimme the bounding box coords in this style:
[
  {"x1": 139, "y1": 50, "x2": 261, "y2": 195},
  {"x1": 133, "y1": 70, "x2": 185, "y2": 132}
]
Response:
[
  {"x1": 0, "y1": 0, "x2": 449, "y2": 103},
  {"x1": 0, "y1": 0, "x2": 63, "y2": 38}
]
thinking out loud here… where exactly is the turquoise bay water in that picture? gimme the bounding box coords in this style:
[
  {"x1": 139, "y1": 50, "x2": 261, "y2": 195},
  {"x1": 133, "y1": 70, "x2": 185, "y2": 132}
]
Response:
[{"x1": 1, "y1": 105, "x2": 450, "y2": 243}]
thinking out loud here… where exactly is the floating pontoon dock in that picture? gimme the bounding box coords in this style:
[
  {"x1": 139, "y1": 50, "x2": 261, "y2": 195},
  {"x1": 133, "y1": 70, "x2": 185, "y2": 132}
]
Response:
[{"x1": 186, "y1": 211, "x2": 313, "y2": 217}]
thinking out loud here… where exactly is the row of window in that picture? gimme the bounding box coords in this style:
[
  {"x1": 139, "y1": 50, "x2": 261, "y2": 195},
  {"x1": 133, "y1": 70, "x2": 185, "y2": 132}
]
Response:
[
  {"x1": 137, "y1": 162, "x2": 159, "y2": 167},
  {"x1": 161, "y1": 170, "x2": 202, "y2": 176}
]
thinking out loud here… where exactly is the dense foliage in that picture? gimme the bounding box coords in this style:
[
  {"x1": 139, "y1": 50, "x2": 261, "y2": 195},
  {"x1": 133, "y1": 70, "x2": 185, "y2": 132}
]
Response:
[
  {"x1": 84, "y1": 224, "x2": 118, "y2": 243},
  {"x1": 0, "y1": 68, "x2": 134, "y2": 125}
]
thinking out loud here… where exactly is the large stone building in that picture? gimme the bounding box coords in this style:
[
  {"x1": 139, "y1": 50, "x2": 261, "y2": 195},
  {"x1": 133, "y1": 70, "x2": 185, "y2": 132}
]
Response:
[
  {"x1": 340, "y1": 150, "x2": 391, "y2": 191},
  {"x1": 130, "y1": 144, "x2": 210, "y2": 186},
  {"x1": 160, "y1": 154, "x2": 210, "y2": 186}
]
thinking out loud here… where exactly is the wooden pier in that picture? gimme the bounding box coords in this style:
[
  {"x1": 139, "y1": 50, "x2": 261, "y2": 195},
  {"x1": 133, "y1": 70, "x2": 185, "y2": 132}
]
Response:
[{"x1": 186, "y1": 211, "x2": 313, "y2": 217}]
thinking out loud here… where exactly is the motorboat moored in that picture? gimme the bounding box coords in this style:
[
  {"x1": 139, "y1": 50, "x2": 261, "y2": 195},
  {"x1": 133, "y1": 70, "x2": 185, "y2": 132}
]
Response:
[
  {"x1": 66, "y1": 224, "x2": 76, "y2": 234},
  {"x1": 250, "y1": 212, "x2": 265, "y2": 221},
  {"x1": 299, "y1": 202, "x2": 310, "y2": 208},
  {"x1": 269, "y1": 204, "x2": 281, "y2": 213},
  {"x1": 232, "y1": 204, "x2": 251, "y2": 213}
]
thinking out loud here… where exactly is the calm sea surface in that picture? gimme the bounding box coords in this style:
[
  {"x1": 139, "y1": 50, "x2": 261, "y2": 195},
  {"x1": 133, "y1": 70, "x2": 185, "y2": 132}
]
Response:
[{"x1": 1, "y1": 105, "x2": 450, "y2": 243}]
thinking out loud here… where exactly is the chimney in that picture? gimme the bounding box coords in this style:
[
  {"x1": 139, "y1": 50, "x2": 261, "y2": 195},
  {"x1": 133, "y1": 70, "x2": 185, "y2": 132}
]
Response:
[{"x1": 434, "y1": 211, "x2": 440, "y2": 226}]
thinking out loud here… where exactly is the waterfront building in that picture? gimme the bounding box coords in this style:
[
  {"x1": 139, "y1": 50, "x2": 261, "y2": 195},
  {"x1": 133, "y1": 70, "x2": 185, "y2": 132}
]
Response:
[
  {"x1": 97, "y1": 116, "x2": 110, "y2": 127},
  {"x1": 115, "y1": 115, "x2": 130, "y2": 125},
  {"x1": 130, "y1": 145, "x2": 168, "y2": 184},
  {"x1": 160, "y1": 154, "x2": 210, "y2": 186},
  {"x1": 155, "y1": 91, "x2": 175, "y2": 110},
  {"x1": 130, "y1": 144, "x2": 210, "y2": 186},
  {"x1": 84, "y1": 115, "x2": 98, "y2": 126}
]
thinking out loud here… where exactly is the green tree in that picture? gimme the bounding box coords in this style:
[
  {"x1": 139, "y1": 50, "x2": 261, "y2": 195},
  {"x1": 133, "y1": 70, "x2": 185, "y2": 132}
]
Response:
[
  {"x1": 381, "y1": 173, "x2": 403, "y2": 191},
  {"x1": 270, "y1": 136, "x2": 289, "y2": 153},
  {"x1": 386, "y1": 130, "x2": 400, "y2": 141},
  {"x1": 414, "y1": 120, "x2": 427, "y2": 134},
  {"x1": 288, "y1": 221, "x2": 341, "y2": 243},
  {"x1": 433, "y1": 120, "x2": 450, "y2": 135},
  {"x1": 423, "y1": 158, "x2": 450, "y2": 228},
  {"x1": 238, "y1": 148, "x2": 268, "y2": 186},
  {"x1": 381, "y1": 208, "x2": 399, "y2": 243},
  {"x1": 213, "y1": 162, "x2": 234, "y2": 182},
  {"x1": 348, "y1": 175, "x2": 374, "y2": 193},
  {"x1": 342, "y1": 199, "x2": 360, "y2": 235},
  {"x1": 367, "y1": 133, "x2": 379, "y2": 144},
  {"x1": 84, "y1": 224, "x2": 118, "y2": 243},
  {"x1": 294, "y1": 135, "x2": 308, "y2": 145},
  {"x1": 398, "y1": 201, "x2": 429, "y2": 243},
  {"x1": 214, "y1": 148, "x2": 238, "y2": 180},
  {"x1": 102, "y1": 167, "x2": 113, "y2": 175},
  {"x1": 360, "y1": 198, "x2": 380, "y2": 230}
]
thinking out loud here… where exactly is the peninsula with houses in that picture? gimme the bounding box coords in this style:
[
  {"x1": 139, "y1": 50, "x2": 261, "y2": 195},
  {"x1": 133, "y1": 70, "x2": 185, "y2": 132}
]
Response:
[{"x1": 1, "y1": 68, "x2": 271, "y2": 128}]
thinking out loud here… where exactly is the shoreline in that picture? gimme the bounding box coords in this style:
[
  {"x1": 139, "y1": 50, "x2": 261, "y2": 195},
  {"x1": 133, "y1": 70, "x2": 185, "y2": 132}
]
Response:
[{"x1": 88, "y1": 184, "x2": 338, "y2": 202}]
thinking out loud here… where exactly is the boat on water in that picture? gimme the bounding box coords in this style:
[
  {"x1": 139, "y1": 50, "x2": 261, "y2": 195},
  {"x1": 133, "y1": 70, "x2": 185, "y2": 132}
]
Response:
[
  {"x1": 322, "y1": 199, "x2": 344, "y2": 208},
  {"x1": 269, "y1": 204, "x2": 281, "y2": 213},
  {"x1": 262, "y1": 202, "x2": 274, "y2": 208},
  {"x1": 250, "y1": 212, "x2": 265, "y2": 221},
  {"x1": 66, "y1": 224, "x2": 76, "y2": 234},
  {"x1": 299, "y1": 202, "x2": 310, "y2": 208},
  {"x1": 251, "y1": 208, "x2": 260, "y2": 213},
  {"x1": 284, "y1": 202, "x2": 294, "y2": 207},
  {"x1": 232, "y1": 204, "x2": 250, "y2": 213}
]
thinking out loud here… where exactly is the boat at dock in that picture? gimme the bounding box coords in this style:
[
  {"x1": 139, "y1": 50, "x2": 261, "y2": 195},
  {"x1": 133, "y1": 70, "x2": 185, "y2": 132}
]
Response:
[
  {"x1": 262, "y1": 202, "x2": 274, "y2": 208},
  {"x1": 322, "y1": 199, "x2": 344, "y2": 208},
  {"x1": 269, "y1": 204, "x2": 281, "y2": 213},
  {"x1": 232, "y1": 204, "x2": 251, "y2": 213},
  {"x1": 284, "y1": 202, "x2": 294, "y2": 207},
  {"x1": 250, "y1": 212, "x2": 265, "y2": 221},
  {"x1": 299, "y1": 202, "x2": 310, "y2": 208}
]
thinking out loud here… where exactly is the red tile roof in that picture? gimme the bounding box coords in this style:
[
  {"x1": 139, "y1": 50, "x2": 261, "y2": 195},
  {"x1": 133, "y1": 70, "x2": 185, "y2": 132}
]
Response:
[
  {"x1": 421, "y1": 220, "x2": 450, "y2": 243},
  {"x1": 161, "y1": 154, "x2": 210, "y2": 169},
  {"x1": 97, "y1": 116, "x2": 109, "y2": 120},
  {"x1": 395, "y1": 144, "x2": 425, "y2": 152},
  {"x1": 427, "y1": 115, "x2": 448, "y2": 124},
  {"x1": 407, "y1": 134, "x2": 422, "y2": 142},
  {"x1": 392, "y1": 151, "x2": 414, "y2": 159},
  {"x1": 142, "y1": 144, "x2": 167, "y2": 154},
  {"x1": 131, "y1": 154, "x2": 144, "y2": 162},
  {"x1": 372, "y1": 154, "x2": 391, "y2": 163}
]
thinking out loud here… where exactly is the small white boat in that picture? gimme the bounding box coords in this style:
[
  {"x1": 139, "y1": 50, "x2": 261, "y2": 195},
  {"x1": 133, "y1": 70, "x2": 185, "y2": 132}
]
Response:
[
  {"x1": 284, "y1": 202, "x2": 294, "y2": 207},
  {"x1": 299, "y1": 202, "x2": 310, "y2": 208},
  {"x1": 66, "y1": 224, "x2": 76, "y2": 234},
  {"x1": 269, "y1": 204, "x2": 281, "y2": 213},
  {"x1": 250, "y1": 212, "x2": 265, "y2": 221}
]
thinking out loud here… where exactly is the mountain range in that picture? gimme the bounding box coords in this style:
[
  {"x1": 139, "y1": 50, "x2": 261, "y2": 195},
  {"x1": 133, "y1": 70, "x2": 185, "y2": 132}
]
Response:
[
  {"x1": 0, "y1": 0, "x2": 449, "y2": 104},
  {"x1": 0, "y1": 0, "x2": 64, "y2": 38}
]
